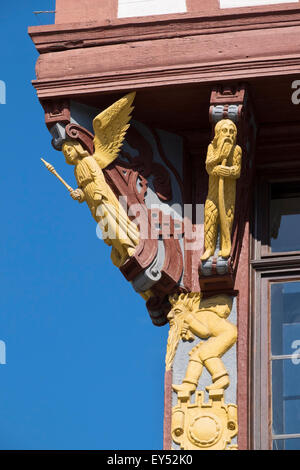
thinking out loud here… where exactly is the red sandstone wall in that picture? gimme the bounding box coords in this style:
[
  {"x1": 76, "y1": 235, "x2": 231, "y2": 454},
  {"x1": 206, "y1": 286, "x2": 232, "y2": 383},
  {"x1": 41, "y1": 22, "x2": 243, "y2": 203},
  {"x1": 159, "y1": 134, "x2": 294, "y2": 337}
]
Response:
[
  {"x1": 55, "y1": 0, "x2": 300, "y2": 25},
  {"x1": 55, "y1": 0, "x2": 118, "y2": 24},
  {"x1": 55, "y1": 0, "x2": 221, "y2": 24}
]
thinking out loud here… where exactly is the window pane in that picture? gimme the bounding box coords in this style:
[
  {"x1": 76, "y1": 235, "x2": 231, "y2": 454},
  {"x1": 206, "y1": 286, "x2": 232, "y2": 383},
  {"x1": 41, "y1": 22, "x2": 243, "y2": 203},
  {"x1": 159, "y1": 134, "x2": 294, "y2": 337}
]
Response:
[
  {"x1": 285, "y1": 399, "x2": 300, "y2": 435},
  {"x1": 271, "y1": 282, "x2": 300, "y2": 439},
  {"x1": 272, "y1": 359, "x2": 300, "y2": 435},
  {"x1": 271, "y1": 282, "x2": 300, "y2": 356},
  {"x1": 273, "y1": 438, "x2": 300, "y2": 450},
  {"x1": 270, "y1": 182, "x2": 300, "y2": 252}
]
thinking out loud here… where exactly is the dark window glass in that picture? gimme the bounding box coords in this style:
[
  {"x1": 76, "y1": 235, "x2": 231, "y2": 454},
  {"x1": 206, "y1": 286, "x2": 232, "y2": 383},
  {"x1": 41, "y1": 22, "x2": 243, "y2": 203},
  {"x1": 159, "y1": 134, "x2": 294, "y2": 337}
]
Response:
[{"x1": 270, "y1": 182, "x2": 300, "y2": 253}]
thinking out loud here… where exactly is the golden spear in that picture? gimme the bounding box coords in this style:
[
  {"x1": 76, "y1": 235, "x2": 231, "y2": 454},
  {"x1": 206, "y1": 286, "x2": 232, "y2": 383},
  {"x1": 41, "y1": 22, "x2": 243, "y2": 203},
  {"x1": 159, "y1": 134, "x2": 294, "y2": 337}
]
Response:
[{"x1": 41, "y1": 158, "x2": 74, "y2": 193}]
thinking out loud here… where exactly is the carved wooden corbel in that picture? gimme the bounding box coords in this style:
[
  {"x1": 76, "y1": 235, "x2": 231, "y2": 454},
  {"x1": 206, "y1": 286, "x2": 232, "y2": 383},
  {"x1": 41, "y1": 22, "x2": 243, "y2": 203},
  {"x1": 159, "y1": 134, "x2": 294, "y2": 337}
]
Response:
[
  {"x1": 199, "y1": 84, "x2": 257, "y2": 292},
  {"x1": 40, "y1": 95, "x2": 185, "y2": 326},
  {"x1": 41, "y1": 98, "x2": 70, "y2": 130}
]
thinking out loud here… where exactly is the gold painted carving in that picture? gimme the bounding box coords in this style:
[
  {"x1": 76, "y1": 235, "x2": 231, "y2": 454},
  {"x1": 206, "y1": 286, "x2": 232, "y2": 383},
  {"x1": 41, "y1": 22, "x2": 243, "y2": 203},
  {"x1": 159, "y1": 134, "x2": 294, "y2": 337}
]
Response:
[
  {"x1": 172, "y1": 390, "x2": 238, "y2": 450},
  {"x1": 43, "y1": 93, "x2": 139, "y2": 268},
  {"x1": 167, "y1": 293, "x2": 237, "y2": 393},
  {"x1": 201, "y1": 119, "x2": 242, "y2": 261},
  {"x1": 167, "y1": 293, "x2": 238, "y2": 450}
]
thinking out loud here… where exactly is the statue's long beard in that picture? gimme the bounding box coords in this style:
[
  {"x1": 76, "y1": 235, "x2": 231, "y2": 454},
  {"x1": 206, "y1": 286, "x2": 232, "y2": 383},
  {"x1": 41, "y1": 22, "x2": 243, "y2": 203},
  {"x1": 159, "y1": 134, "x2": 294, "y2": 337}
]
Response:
[
  {"x1": 165, "y1": 317, "x2": 184, "y2": 371},
  {"x1": 219, "y1": 138, "x2": 233, "y2": 160}
]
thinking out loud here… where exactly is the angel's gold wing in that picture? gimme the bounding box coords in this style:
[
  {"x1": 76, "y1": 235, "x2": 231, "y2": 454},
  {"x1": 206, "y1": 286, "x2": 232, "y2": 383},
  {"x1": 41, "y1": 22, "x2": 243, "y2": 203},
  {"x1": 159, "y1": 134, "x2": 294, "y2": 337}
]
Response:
[{"x1": 92, "y1": 92, "x2": 136, "y2": 169}]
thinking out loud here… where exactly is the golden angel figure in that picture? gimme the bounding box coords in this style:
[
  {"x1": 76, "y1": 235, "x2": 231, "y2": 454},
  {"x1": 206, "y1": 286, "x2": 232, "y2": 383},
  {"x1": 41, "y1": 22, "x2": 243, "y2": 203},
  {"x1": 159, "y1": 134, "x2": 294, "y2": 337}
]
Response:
[
  {"x1": 201, "y1": 119, "x2": 242, "y2": 261},
  {"x1": 62, "y1": 92, "x2": 139, "y2": 267}
]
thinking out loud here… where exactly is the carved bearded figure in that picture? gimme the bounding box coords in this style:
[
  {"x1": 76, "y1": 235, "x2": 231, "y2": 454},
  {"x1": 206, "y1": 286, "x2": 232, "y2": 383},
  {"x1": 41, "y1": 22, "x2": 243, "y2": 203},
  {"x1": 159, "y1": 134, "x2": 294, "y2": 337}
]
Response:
[{"x1": 201, "y1": 119, "x2": 242, "y2": 261}]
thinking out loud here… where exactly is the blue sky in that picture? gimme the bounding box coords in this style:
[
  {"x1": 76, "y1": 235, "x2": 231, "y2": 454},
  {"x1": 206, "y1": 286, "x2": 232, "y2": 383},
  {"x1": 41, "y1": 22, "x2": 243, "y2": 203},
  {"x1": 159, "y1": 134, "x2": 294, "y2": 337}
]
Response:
[{"x1": 0, "y1": 1, "x2": 168, "y2": 450}]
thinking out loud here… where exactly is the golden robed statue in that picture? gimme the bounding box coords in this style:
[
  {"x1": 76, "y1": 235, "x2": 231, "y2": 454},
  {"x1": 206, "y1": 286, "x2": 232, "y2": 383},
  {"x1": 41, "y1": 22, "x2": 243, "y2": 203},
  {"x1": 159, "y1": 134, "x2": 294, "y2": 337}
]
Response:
[
  {"x1": 201, "y1": 119, "x2": 242, "y2": 261},
  {"x1": 42, "y1": 92, "x2": 139, "y2": 268}
]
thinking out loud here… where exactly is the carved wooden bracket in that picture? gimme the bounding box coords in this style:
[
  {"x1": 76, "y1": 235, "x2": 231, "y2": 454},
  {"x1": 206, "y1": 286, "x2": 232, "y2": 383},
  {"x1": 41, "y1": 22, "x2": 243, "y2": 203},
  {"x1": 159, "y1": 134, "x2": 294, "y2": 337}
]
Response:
[
  {"x1": 41, "y1": 100, "x2": 184, "y2": 326},
  {"x1": 199, "y1": 84, "x2": 257, "y2": 292},
  {"x1": 41, "y1": 98, "x2": 70, "y2": 130},
  {"x1": 103, "y1": 126, "x2": 185, "y2": 325}
]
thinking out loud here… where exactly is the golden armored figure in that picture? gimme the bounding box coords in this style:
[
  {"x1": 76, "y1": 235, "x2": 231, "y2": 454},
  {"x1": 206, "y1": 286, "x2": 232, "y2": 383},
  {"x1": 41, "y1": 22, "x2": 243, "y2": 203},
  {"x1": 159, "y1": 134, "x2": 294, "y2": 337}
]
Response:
[
  {"x1": 166, "y1": 293, "x2": 237, "y2": 398},
  {"x1": 43, "y1": 92, "x2": 139, "y2": 268},
  {"x1": 201, "y1": 119, "x2": 242, "y2": 261}
]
